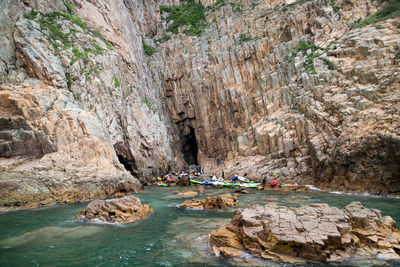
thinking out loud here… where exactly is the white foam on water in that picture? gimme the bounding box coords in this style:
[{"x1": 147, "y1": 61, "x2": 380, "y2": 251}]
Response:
[
  {"x1": 329, "y1": 191, "x2": 343, "y2": 194},
  {"x1": 82, "y1": 218, "x2": 127, "y2": 227},
  {"x1": 183, "y1": 207, "x2": 204, "y2": 211}
]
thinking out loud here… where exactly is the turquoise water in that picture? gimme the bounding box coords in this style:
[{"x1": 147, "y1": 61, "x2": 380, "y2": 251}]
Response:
[{"x1": 1, "y1": 186, "x2": 400, "y2": 267}]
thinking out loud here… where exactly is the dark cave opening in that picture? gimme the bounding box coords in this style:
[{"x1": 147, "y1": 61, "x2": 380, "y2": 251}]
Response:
[
  {"x1": 114, "y1": 141, "x2": 140, "y2": 177},
  {"x1": 117, "y1": 154, "x2": 136, "y2": 176},
  {"x1": 182, "y1": 126, "x2": 198, "y2": 165}
]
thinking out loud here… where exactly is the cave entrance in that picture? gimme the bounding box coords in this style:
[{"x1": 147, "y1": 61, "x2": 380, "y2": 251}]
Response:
[
  {"x1": 114, "y1": 142, "x2": 141, "y2": 177},
  {"x1": 117, "y1": 154, "x2": 135, "y2": 176},
  {"x1": 182, "y1": 126, "x2": 198, "y2": 165}
]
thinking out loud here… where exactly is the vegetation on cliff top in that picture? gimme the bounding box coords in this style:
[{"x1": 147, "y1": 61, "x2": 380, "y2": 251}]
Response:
[
  {"x1": 24, "y1": 9, "x2": 112, "y2": 56},
  {"x1": 23, "y1": 5, "x2": 114, "y2": 89},
  {"x1": 160, "y1": 0, "x2": 207, "y2": 36},
  {"x1": 353, "y1": 0, "x2": 400, "y2": 29}
]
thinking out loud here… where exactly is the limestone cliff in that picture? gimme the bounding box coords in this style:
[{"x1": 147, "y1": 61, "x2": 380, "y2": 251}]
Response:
[{"x1": 0, "y1": 0, "x2": 399, "y2": 209}]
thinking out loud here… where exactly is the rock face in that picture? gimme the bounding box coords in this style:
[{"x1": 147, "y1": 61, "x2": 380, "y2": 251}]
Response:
[
  {"x1": 209, "y1": 201, "x2": 400, "y2": 262},
  {"x1": 0, "y1": 0, "x2": 399, "y2": 210},
  {"x1": 179, "y1": 194, "x2": 238, "y2": 209},
  {"x1": 154, "y1": 0, "x2": 400, "y2": 195},
  {"x1": 79, "y1": 196, "x2": 153, "y2": 223},
  {"x1": 0, "y1": 0, "x2": 186, "y2": 210}
]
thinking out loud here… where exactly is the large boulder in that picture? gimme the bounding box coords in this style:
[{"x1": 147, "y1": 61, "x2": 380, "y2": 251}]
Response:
[
  {"x1": 209, "y1": 201, "x2": 400, "y2": 263},
  {"x1": 79, "y1": 196, "x2": 153, "y2": 223},
  {"x1": 179, "y1": 194, "x2": 238, "y2": 209}
]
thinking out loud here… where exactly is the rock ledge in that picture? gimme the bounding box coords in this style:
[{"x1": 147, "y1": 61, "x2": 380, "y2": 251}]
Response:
[
  {"x1": 179, "y1": 194, "x2": 238, "y2": 209},
  {"x1": 209, "y1": 201, "x2": 400, "y2": 262},
  {"x1": 79, "y1": 196, "x2": 153, "y2": 223}
]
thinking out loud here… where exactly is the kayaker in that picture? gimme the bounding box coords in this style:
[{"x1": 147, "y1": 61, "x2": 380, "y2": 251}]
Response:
[
  {"x1": 222, "y1": 170, "x2": 224, "y2": 179},
  {"x1": 270, "y1": 180, "x2": 278, "y2": 188},
  {"x1": 262, "y1": 175, "x2": 266, "y2": 186}
]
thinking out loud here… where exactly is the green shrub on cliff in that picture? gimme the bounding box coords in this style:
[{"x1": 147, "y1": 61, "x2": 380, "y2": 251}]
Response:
[
  {"x1": 292, "y1": 42, "x2": 322, "y2": 73},
  {"x1": 142, "y1": 40, "x2": 155, "y2": 57},
  {"x1": 353, "y1": 0, "x2": 400, "y2": 29},
  {"x1": 237, "y1": 33, "x2": 260, "y2": 44},
  {"x1": 330, "y1": 2, "x2": 341, "y2": 15},
  {"x1": 114, "y1": 76, "x2": 120, "y2": 88},
  {"x1": 154, "y1": 35, "x2": 171, "y2": 43},
  {"x1": 160, "y1": 0, "x2": 207, "y2": 36}
]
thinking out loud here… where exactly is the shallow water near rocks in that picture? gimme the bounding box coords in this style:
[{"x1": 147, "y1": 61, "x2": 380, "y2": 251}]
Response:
[{"x1": 1, "y1": 186, "x2": 400, "y2": 267}]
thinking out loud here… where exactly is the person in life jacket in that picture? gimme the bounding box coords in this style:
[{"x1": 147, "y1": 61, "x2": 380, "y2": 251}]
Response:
[
  {"x1": 270, "y1": 179, "x2": 278, "y2": 188},
  {"x1": 166, "y1": 176, "x2": 172, "y2": 186}
]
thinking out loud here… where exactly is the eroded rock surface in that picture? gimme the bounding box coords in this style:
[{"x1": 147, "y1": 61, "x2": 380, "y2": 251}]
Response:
[
  {"x1": 180, "y1": 194, "x2": 238, "y2": 209},
  {"x1": 209, "y1": 201, "x2": 400, "y2": 262},
  {"x1": 79, "y1": 196, "x2": 153, "y2": 223}
]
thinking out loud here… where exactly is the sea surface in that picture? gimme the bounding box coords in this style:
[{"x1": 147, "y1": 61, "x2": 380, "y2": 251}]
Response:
[{"x1": 1, "y1": 186, "x2": 400, "y2": 267}]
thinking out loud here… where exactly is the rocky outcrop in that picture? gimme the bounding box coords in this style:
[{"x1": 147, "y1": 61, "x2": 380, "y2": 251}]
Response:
[
  {"x1": 78, "y1": 195, "x2": 153, "y2": 223},
  {"x1": 179, "y1": 194, "x2": 238, "y2": 209},
  {"x1": 209, "y1": 201, "x2": 400, "y2": 262}
]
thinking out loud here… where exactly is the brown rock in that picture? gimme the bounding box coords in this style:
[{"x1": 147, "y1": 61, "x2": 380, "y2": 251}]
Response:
[
  {"x1": 219, "y1": 247, "x2": 245, "y2": 258},
  {"x1": 179, "y1": 194, "x2": 238, "y2": 209},
  {"x1": 209, "y1": 226, "x2": 244, "y2": 250},
  {"x1": 79, "y1": 196, "x2": 153, "y2": 223},
  {"x1": 209, "y1": 201, "x2": 400, "y2": 263}
]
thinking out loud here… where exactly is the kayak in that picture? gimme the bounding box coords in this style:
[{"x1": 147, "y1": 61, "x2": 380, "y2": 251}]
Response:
[
  {"x1": 190, "y1": 179, "x2": 202, "y2": 184},
  {"x1": 221, "y1": 183, "x2": 232, "y2": 187},
  {"x1": 202, "y1": 181, "x2": 213, "y2": 185},
  {"x1": 237, "y1": 176, "x2": 252, "y2": 183},
  {"x1": 157, "y1": 183, "x2": 167, "y2": 187},
  {"x1": 239, "y1": 183, "x2": 261, "y2": 189}
]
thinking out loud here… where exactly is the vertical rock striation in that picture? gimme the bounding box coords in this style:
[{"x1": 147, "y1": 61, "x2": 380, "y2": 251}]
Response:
[{"x1": 152, "y1": 0, "x2": 400, "y2": 194}]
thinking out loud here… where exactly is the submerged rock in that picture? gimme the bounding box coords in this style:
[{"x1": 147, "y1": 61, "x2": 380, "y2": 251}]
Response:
[
  {"x1": 176, "y1": 191, "x2": 199, "y2": 198},
  {"x1": 79, "y1": 196, "x2": 152, "y2": 223},
  {"x1": 0, "y1": 226, "x2": 102, "y2": 249},
  {"x1": 209, "y1": 201, "x2": 400, "y2": 263},
  {"x1": 179, "y1": 194, "x2": 238, "y2": 210},
  {"x1": 233, "y1": 188, "x2": 250, "y2": 194}
]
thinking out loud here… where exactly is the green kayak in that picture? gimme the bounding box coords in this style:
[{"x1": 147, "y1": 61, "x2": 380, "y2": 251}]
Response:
[
  {"x1": 157, "y1": 183, "x2": 167, "y2": 187},
  {"x1": 190, "y1": 179, "x2": 202, "y2": 184},
  {"x1": 221, "y1": 183, "x2": 232, "y2": 187}
]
